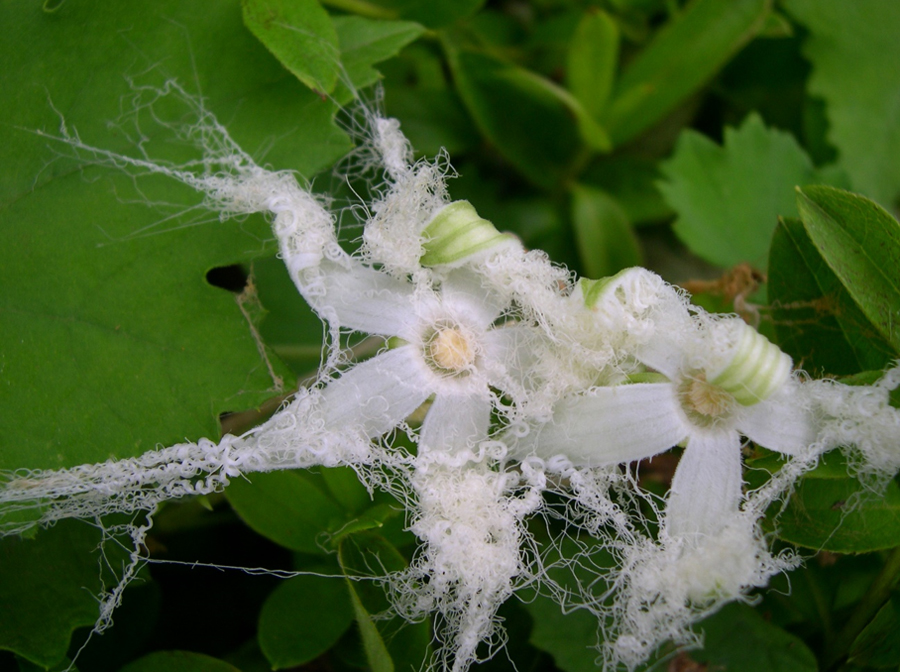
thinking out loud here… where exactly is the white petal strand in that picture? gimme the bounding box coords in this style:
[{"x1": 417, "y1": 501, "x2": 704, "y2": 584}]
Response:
[
  {"x1": 739, "y1": 383, "x2": 819, "y2": 455},
  {"x1": 665, "y1": 431, "x2": 743, "y2": 540},
  {"x1": 312, "y1": 261, "x2": 419, "y2": 337},
  {"x1": 440, "y1": 268, "x2": 508, "y2": 329},
  {"x1": 516, "y1": 383, "x2": 690, "y2": 466},
  {"x1": 320, "y1": 345, "x2": 431, "y2": 438},
  {"x1": 421, "y1": 392, "x2": 492, "y2": 453}
]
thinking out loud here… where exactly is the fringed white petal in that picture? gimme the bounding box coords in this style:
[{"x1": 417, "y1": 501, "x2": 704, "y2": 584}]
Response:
[
  {"x1": 440, "y1": 268, "x2": 508, "y2": 329},
  {"x1": 665, "y1": 431, "x2": 743, "y2": 539},
  {"x1": 421, "y1": 392, "x2": 492, "y2": 453},
  {"x1": 320, "y1": 345, "x2": 431, "y2": 437},
  {"x1": 516, "y1": 383, "x2": 690, "y2": 466},
  {"x1": 480, "y1": 323, "x2": 542, "y2": 394},
  {"x1": 309, "y1": 261, "x2": 420, "y2": 338},
  {"x1": 739, "y1": 382, "x2": 818, "y2": 455}
]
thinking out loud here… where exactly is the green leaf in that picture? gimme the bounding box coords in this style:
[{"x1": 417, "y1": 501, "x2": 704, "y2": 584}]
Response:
[
  {"x1": 849, "y1": 589, "x2": 900, "y2": 668},
  {"x1": 525, "y1": 594, "x2": 601, "y2": 672},
  {"x1": 773, "y1": 476, "x2": 900, "y2": 553},
  {"x1": 0, "y1": 1, "x2": 349, "y2": 472},
  {"x1": 253, "y1": 255, "x2": 327, "y2": 376},
  {"x1": 659, "y1": 113, "x2": 825, "y2": 269},
  {"x1": 258, "y1": 573, "x2": 354, "y2": 669},
  {"x1": 566, "y1": 9, "x2": 619, "y2": 120},
  {"x1": 333, "y1": 15, "x2": 424, "y2": 97},
  {"x1": 0, "y1": 521, "x2": 127, "y2": 667},
  {"x1": 119, "y1": 651, "x2": 241, "y2": 672},
  {"x1": 604, "y1": 0, "x2": 770, "y2": 146},
  {"x1": 241, "y1": 0, "x2": 340, "y2": 93},
  {"x1": 338, "y1": 532, "x2": 430, "y2": 672},
  {"x1": 783, "y1": 0, "x2": 900, "y2": 207},
  {"x1": 581, "y1": 157, "x2": 672, "y2": 225},
  {"x1": 345, "y1": 580, "x2": 394, "y2": 672},
  {"x1": 571, "y1": 185, "x2": 642, "y2": 279},
  {"x1": 445, "y1": 46, "x2": 607, "y2": 189},
  {"x1": 795, "y1": 185, "x2": 900, "y2": 356},
  {"x1": 768, "y1": 217, "x2": 894, "y2": 375},
  {"x1": 225, "y1": 470, "x2": 346, "y2": 553},
  {"x1": 692, "y1": 602, "x2": 818, "y2": 672}
]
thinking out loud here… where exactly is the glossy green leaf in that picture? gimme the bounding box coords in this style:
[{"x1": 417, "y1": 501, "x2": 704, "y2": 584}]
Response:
[
  {"x1": 119, "y1": 651, "x2": 241, "y2": 672},
  {"x1": 796, "y1": 186, "x2": 900, "y2": 356},
  {"x1": 571, "y1": 185, "x2": 641, "y2": 279},
  {"x1": 659, "y1": 113, "x2": 823, "y2": 269},
  {"x1": 605, "y1": 0, "x2": 770, "y2": 146},
  {"x1": 774, "y1": 477, "x2": 900, "y2": 553},
  {"x1": 242, "y1": 0, "x2": 340, "y2": 93},
  {"x1": 783, "y1": 0, "x2": 900, "y2": 207},
  {"x1": 446, "y1": 47, "x2": 607, "y2": 189},
  {"x1": 333, "y1": 15, "x2": 424, "y2": 97},
  {"x1": 768, "y1": 217, "x2": 894, "y2": 375},
  {"x1": 258, "y1": 573, "x2": 354, "y2": 669},
  {"x1": 225, "y1": 470, "x2": 345, "y2": 553},
  {"x1": 0, "y1": 1, "x2": 349, "y2": 472},
  {"x1": 566, "y1": 9, "x2": 619, "y2": 119},
  {"x1": 0, "y1": 521, "x2": 127, "y2": 667},
  {"x1": 692, "y1": 602, "x2": 818, "y2": 672},
  {"x1": 849, "y1": 589, "x2": 900, "y2": 668}
]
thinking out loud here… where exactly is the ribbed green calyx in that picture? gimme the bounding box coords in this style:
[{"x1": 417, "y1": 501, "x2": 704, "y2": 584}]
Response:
[
  {"x1": 420, "y1": 201, "x2": 514, "y2": 266},
  {"x1": 710, "y1": 323, "x2": 792, "y2": 406}
]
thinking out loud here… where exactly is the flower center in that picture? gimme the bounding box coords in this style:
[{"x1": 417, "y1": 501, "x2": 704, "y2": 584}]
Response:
[
  {"x1": 425, "y1": 323, "x2": 477, "y2": 375},
  {"x1": 678, "y1": 373, "x2": 736, "y2": 428}
]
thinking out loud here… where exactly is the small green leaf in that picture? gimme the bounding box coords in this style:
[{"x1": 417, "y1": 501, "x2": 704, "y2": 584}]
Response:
[
  {"x1": 659, "y1": 113, "x2": 823, "y2": 269},
  {"x1": 848, "y1": 589, "x2": 900, "y2": 668},
  {"x1": 119, "y1": 651, "x2": 241, "y2": 672},
  {"x1": 258, "y1": 573, "x2": 354, "y2": 669},
  {"x1": 338, "y1": 532, "x2": 430, "y2": 672},
  {"x1": 333, "y1": 15, "x2": 424, "y2": 99},
  {"x1": 571, "y1": 185, "x2": 641, "y2": 279},
  {"x1": 693, "y1": 602, "x2": 818, "y2": 672},
  {"x1": 0, "y1": 521, "x2": 128, "y2": 667},
  {"x1": 605, "y1": 0, "x2": 770, "y2": 145},
  {"x1": 774, "y1": 477, "x2": 900, "y2": 553},
  {"x1": 768, "y1": 217, "x2": 894, "y2": 375},
  {"x1": 345, "y1": 581, "x2": 394, "y2": 672},
  {"x1": 446, "y1": 46, "x2": 607, "y2": 189},
  {"x1": 795, "y1": 185, "x2": 900, "y2": 356},
  {"x1": 566, "y1": 9, "x2": 619, "y2": 120},
  {"x1": 242, "y1": 0, "x2": 340, "y2": 93},
  {"x1": 783, "y1": 0, "x2": 900, "y2": 206},
  {"x1": 225, "y1": 470, "x2": 345, "y2": 553}
]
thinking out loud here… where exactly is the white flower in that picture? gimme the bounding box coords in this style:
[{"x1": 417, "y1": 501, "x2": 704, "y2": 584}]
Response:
[
  {"x1": 312, "y1": 261, "x2": 531, "y2": 453},
  {"x1": 515, "y1": 278, "x2": 818, "y2": 541}
]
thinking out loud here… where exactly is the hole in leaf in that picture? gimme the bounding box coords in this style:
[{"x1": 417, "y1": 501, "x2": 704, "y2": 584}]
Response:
[{"x1": 206, "y1": 264, "x2": 247, "y2": 293}]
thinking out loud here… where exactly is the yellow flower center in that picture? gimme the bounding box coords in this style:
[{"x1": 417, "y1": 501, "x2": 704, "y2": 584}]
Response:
[
  {"x1": 678, "y1": 373, "x2": 735, "y2": 428},
  {"x1": 426, "y1": 325, "x2": 476, "y2": 374}
]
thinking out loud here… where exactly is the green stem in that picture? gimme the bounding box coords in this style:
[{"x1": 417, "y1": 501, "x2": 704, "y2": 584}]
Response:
[{"x1": 824, "y1": 546, "x2": 900, "y2": 670}]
